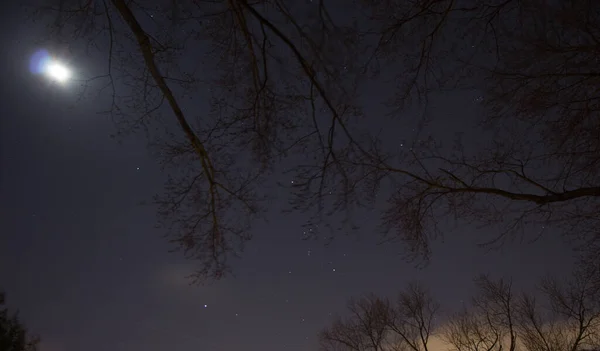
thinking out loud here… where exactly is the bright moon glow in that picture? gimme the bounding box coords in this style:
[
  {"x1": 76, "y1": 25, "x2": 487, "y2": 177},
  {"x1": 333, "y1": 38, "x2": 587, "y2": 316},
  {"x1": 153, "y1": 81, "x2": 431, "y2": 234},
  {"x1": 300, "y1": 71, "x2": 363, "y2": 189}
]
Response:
[
  {"x1": 46, "y1": 62, "x2": 71, "y2": 82},
  {"x1": 29, "y1": 49, "x2": 73, "y2": 84}
]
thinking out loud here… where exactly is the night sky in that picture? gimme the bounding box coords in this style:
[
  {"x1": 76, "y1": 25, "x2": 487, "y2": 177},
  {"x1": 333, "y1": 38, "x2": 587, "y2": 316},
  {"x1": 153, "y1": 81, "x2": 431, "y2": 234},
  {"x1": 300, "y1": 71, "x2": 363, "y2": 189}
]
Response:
[{"x1": 0, "y1": 1, "x2": 577, "y2": 351}]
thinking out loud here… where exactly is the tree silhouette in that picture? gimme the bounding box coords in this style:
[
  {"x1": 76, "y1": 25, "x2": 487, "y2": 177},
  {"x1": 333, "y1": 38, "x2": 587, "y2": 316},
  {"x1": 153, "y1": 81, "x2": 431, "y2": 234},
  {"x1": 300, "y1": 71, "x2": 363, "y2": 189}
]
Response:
[
  {"x1": 319, "y1": 295, "x2": 393, "y2": 351},
  {"x1": 0, "y1": 292, "x2": 39, "y2": 351},
  {"x1": 321, "y1": 269, "x2": 600, "y2": 351},
  {"x1": 442, "y1": 308, "x2": 503, "y2": 351},
  {"x1": 319, "y1": 283, "x2": 438, "y2": 351},
  {"x1": 442, "y1": 276, "x2": 519, "y2": 351},
  {"x1": 517, "y1": 269, "x2": 600, "y2": 351},
  {"x1": 32, "y1": 0, "x2": 600, "y2": 281},
  {"x1": 441, "y1": 270, "x2": 600, "y2": 351}
]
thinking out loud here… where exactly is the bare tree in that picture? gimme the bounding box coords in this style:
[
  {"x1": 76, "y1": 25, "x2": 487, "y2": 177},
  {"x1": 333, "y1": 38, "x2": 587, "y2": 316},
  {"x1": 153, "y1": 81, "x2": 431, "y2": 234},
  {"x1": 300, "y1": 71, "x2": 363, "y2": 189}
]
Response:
[
  {"x1": 319, "y1": 283, "x2": 439, "y2": 351},
  {"x1": 33, "y1": 0, "x2": 360, "y2": 281},
  {"x1": 322, "y1": 267, "x2": 600, "y2": 351},
  {"x1": 349, "y1": 0, "x2": 600, "y2": 261},
  {"x1": 389, "y1": 283, "x2": 439, "y2": 351},
  {"x1": 294, "y1": 0, "x2": 600, "y2": 273},
  {"x1": 473, "y1": 275, "x2": 518, "y2": 351},
  {"x1": 32, "y1": 0, "x2": 600, "y2": 281},
  {"x1": 516, "y1": 268, "x2": 600, "y2": 351},
  {"x1": 442, "y1": 271, "x2": 600, "y2": 351},
  {"x1": 442, "y1": 275, "x2": 518, "y2": 351},
  {"x1": 319, "y1": 295, "x2": 394, "y2": 351},
  {"x1": 476, "y1": 0, "x2": 600, "y2": 249},
  {"x1": 442, "y1": 308, "x2": 503, "y2": 351}
]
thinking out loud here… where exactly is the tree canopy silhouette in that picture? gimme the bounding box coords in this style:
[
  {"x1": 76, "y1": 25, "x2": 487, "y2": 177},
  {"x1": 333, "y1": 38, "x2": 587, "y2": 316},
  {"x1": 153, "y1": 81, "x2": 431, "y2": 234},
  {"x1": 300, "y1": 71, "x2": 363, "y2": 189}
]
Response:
[
  {"x1": 441, "y1": 270, "x2": 600, "y2": 351},
  {"x1": 319, "y1": 267, "x2": 600, "y2": 351},
  {"x1": 32, "y1": 0, "x2": 600, "y2": 281},
  {"x1": 319, "y1": 283, "x2": 439, "y2": 351},
  {"x1": 0, "y1": 292, "x2": 39, "y2": 351}
]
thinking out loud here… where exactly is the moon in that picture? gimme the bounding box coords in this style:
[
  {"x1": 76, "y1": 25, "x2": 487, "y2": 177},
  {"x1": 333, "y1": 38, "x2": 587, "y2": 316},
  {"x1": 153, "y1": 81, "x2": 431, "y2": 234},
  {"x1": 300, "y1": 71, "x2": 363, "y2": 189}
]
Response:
[
  {"x1": 45, "y1": 61, "x2": 71, "y2": 83},
  {"x1": 29, "y1": 49, "x2": 73, "y2": 84}
]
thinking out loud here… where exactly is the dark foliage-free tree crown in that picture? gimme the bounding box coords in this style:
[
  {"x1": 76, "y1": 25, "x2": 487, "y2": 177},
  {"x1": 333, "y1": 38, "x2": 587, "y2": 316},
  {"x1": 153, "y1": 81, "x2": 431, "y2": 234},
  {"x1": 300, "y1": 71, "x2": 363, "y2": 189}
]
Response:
[
  {"x1": 319, "y1": 266, "x2": 600, "y2": 351},
  {"x1": 33, "y1": 0, "x2": 600, "y2": 281}
]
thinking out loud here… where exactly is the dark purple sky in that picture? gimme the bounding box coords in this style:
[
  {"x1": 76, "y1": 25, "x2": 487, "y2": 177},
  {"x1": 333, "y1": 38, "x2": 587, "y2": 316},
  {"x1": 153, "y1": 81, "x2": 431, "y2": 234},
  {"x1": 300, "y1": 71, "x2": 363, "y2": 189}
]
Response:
[{"x1": 0, "y1": 2, "x2": 574, "y2": 351}]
